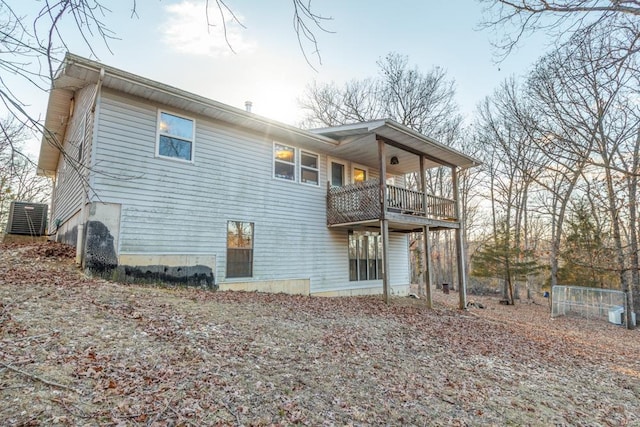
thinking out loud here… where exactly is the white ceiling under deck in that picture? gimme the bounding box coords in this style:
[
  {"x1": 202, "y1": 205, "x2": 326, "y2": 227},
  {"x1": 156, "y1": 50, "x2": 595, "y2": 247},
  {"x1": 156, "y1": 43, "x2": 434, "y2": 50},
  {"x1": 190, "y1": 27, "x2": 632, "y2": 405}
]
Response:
[{"x1": 311, "y1": 121, "x2": 481, "y2": 175}]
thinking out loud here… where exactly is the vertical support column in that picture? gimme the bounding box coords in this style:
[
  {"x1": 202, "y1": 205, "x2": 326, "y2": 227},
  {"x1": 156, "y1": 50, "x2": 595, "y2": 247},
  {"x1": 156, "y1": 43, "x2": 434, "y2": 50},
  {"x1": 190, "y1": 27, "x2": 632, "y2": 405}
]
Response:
[
  {"x1": 378, "y1": 138, "x2": 388, "y2": 216},
  {"x1": 423, "y1": 225, "x2": 433, "y2": 309},
  {"x1": 378, "y1": 138, "x2": 390, "y2": 303},
  {"x1": 452, "y1": 167, "x2": 467, "y2": 309},
  {"x1": 419, "y1": 156, "x2": 427, "y2": 216},
  {"x1": 381, "y1": 218, "x2": 390, "y2": 303},
  {"x1": 455, "y1": 227, "x2": 467, "y2": 309},
  {"x1": 419, "y1": 155, "x2": 429, "y2": 299}
]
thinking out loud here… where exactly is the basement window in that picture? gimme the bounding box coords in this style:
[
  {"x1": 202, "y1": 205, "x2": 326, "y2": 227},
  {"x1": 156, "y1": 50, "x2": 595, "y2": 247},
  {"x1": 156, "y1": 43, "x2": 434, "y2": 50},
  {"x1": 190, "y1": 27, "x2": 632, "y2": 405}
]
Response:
[
  {"x1": 157, "y1": 111, "x2": 194, "y2": 162},
  {"x1": 227, "y1": 221, "x2": 254, "y2": 278},
  {"x1": 348, "y1": 230, "x2": 382, "y2": 281}
]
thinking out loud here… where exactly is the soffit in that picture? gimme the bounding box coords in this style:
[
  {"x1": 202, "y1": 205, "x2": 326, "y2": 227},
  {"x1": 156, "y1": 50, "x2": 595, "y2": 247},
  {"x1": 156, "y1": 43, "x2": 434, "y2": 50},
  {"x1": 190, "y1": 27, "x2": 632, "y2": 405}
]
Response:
[{"x1": 312, "y1": 120, "x2": 481, "y2": 174}]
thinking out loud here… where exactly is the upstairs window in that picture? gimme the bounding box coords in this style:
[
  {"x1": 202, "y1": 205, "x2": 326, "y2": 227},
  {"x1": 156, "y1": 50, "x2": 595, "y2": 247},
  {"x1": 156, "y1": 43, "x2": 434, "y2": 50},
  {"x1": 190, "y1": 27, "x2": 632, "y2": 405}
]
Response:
[
  {"x1": 331, "y1": 162, "x2": 345, "y2": 187},
  {"x1": 300, "y1": 151, "x2": 319, "y2": 186},
  {"x1": 274, "y1": 143, "x2": 296, "y2": 181},
  {"x1": 157, "y1": 111, "x2": 194, "y2": 161},
  {"x1": 353, "y1": 166, "x2": 367, "y2": 183}
]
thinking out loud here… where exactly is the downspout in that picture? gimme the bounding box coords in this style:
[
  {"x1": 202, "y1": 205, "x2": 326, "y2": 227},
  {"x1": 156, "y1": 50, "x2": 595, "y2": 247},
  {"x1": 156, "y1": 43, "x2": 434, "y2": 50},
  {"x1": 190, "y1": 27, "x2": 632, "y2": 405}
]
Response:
[
  {"x1": 76, "y1": 68, "x2": 105, "y2": 266},
  {"x1": 50, "y1": 175, "x2": 58, "y2": 241}
]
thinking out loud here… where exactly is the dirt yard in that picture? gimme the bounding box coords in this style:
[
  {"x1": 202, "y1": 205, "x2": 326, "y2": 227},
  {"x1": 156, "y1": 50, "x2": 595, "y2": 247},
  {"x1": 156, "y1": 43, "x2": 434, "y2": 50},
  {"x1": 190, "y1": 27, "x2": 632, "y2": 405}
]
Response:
[{"x1": 1, "y1": 242, "x2": 639, "y2": 426}]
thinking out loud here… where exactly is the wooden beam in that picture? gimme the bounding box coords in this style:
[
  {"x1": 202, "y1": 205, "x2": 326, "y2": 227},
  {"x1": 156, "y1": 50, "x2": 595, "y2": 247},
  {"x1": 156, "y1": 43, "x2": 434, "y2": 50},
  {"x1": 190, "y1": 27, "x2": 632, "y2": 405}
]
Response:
[
  {"x1": 452, "y1": 167, "x2": 467, "y2": 310},
  {"x1": 378, "y1": 139, "x2": 391, "y2": 303},
  {"x1": 423, "y1": 225, "x2": 433, "y2": 309},
  {"x1": 378, "y1": 138, "x2": 387, "y2": 219},
  {"x1": 381, "y1": 219, "x2": 390, "y2": 304},
  {"x1": 419, "y1": 155, "x2": 432, "y2": 305},
  {"x1": 419, "y1": 156, "x2": 427, "y2": 216}
]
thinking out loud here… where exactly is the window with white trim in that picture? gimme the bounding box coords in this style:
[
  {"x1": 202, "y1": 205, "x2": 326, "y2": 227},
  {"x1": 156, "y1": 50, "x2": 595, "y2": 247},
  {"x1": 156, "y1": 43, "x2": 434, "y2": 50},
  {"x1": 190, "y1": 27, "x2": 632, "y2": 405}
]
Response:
[
  {"x1": 329, "y1": 158, "x2": 346, "y2": 187},
  {"x1": 353, "y1": 165, "x2": 368, "y2": 183},
  {"x1": 157, "y1": 111, "x2": 194, "y2": 161},
  {"x1": 274, "y1": 143, "x2": 296, "y2": 181},
  {"x1": 348, "y1": 230, "x2": 383, "y2": 281},
  {"x1": 300, "y1": 150, "x2": 319, "y2": 186},
  {"x1": 227, "y1": 221, "x2": 254, "y2": 278}
]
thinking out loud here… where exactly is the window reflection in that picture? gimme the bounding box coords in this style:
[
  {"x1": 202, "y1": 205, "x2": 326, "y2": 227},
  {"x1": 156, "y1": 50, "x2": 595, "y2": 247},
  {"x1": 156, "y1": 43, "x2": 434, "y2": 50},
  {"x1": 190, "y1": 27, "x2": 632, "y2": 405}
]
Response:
[
  {"x1": 348, "y1": 230, "x2": 382, "y2": 281},
  {"x1": 157, "y1": 111, "x2": 194, "y2": 161},
  {"x1": 227, "y1": 221, "x2": 254, "y2": 278},
  {"x1": 274, "y1": 143, "x2": 296, "y2": 181},
  {"x1": 354, "y1": 168, "x2": 367, "y2": 182}
]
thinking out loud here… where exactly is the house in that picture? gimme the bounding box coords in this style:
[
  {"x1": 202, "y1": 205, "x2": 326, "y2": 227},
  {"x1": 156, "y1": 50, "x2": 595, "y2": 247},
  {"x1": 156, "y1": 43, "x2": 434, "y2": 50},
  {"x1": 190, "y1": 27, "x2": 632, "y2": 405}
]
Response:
[{"x1": 37, "y1": 53, "x2": 480, "y2": 306}]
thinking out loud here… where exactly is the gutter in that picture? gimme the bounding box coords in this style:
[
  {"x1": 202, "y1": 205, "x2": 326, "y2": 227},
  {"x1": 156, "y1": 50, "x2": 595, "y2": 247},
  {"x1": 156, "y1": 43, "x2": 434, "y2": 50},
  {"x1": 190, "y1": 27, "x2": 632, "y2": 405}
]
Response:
[{"x1": 64, "y1": 53, "x2": 337, "y2": 148}]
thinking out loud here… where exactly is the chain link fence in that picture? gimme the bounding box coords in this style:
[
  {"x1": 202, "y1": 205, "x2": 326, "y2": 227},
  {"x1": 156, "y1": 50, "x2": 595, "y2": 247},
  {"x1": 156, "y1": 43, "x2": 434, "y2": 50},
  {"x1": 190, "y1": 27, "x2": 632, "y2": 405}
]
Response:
[{"x1": 551, "y1": 285, "x2": 635, "y2": 325}]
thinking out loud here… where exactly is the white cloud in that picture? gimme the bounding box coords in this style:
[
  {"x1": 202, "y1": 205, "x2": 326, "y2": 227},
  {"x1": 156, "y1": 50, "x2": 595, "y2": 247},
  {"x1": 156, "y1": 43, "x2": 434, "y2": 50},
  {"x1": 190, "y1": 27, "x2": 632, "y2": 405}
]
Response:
[{"x1": 160, "y1": 0, "x2": 255, "y2": 56}]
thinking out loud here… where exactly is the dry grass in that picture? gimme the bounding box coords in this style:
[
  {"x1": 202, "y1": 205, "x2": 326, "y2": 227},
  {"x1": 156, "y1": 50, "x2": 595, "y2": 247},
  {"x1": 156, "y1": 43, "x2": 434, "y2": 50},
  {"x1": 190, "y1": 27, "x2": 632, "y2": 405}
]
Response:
[{"x1": 1, "y1": 242, "x2": 639, "y2": 426}]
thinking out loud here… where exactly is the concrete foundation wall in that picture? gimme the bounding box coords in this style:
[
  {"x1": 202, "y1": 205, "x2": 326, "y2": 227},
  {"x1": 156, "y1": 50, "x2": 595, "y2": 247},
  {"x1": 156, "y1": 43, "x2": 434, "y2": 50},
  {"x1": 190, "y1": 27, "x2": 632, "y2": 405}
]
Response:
[
  {"x1": 219, "y1": 279, "x2": 310, "y2": 295},
  {"x1": 313, "y1": 284, "x2": 410, "y2": 297},
  {"x1": 83, "y1": 202, "x2": 121, "y2": 273},
  {"x1": 117, "y1": 254, "x2": 216, "y2": 289},
  {"x1": 54, "y1": 210, "x2": 82, "y2": 247}
]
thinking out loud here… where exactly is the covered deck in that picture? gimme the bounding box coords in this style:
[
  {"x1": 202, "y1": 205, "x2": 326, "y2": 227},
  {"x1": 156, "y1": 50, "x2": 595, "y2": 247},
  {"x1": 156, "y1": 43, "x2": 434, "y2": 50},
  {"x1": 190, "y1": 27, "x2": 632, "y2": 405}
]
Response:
[{"x1": 312, "y1": 119, "x2": 480, "y2": 308}]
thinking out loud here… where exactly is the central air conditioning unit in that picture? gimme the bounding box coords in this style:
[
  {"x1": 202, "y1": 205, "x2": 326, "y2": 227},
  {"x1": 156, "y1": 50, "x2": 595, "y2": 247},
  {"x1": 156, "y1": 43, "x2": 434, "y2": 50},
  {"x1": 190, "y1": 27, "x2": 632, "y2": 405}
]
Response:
[{"x1": 5, "y1": 201, "x2": 48, "y2": 236}]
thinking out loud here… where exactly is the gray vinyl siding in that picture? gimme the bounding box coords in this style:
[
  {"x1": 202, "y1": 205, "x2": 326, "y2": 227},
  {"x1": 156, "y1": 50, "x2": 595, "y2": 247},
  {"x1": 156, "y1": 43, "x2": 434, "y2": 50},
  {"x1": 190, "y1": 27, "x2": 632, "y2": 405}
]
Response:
[
  {"x1": 51, "y1": 84, "x2": 95, "y2": 225},
  {"x1": 92, "y1": 89, "x2": 410, "y2": 292}
]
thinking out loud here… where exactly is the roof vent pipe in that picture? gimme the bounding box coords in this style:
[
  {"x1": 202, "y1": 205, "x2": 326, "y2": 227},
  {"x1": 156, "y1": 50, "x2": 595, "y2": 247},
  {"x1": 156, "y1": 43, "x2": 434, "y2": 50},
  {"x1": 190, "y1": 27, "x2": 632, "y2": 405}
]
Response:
[{"x1": 245, "y1": 101, "x2": 252, "y2": 113}]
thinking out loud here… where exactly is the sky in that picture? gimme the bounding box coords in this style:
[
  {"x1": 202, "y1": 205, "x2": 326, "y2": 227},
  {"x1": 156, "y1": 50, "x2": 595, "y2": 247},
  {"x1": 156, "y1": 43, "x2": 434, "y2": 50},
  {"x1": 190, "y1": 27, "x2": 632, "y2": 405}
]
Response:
[{"x1": 9, "y1": 1, "x2": 550, "y2": 157}]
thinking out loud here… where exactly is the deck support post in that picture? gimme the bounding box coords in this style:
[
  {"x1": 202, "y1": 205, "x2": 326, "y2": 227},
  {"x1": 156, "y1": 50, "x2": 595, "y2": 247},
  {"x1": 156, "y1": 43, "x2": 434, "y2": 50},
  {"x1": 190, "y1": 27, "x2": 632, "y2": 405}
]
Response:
[
  {"x1": 378, "y1": 138, "x2": 391, "y2": 303},
  {"x1": 423, "y1": 225, "x2": 433, "y2": 309},
  {"x1": 452, "y1": 167, "x2": 467, "y2": 309},
  {"x1": 381, "y1": 219, "x2": 390, "y2": 303},
  {"x1": 418, "y1": 155, "x2": 432, "y2": 305},
  {"x1": 419, "y1": 156, "x2": 427, "y2": 217}
]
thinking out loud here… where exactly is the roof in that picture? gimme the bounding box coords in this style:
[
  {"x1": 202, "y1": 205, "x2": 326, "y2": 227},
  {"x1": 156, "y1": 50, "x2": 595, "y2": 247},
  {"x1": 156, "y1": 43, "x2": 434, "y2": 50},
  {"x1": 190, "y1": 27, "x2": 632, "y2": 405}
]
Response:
[
  {"x1": 37, "y1": 53, "x2": 337, "y2": 176},
  {"x1": 311, "y1": 120, "x2": 481, "y2": 172},
  {"x1": 38, "y1": 53, "x2": 480, "y2": 176}
]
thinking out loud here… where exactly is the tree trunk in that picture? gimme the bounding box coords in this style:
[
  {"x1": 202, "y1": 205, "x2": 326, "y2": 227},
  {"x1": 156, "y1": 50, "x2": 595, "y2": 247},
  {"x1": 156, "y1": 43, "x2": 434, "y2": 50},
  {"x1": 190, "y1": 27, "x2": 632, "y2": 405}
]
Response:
[{"x1": 602, "y1": 149, "x2": 634, "y2": 329}]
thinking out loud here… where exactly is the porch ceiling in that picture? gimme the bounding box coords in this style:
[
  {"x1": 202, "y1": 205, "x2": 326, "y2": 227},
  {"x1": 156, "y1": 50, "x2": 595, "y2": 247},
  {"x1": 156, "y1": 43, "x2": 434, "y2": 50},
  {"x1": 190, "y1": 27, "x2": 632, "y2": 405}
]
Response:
[{"x1": 312, "y1": 120, "x2": 481, "y2": 173}]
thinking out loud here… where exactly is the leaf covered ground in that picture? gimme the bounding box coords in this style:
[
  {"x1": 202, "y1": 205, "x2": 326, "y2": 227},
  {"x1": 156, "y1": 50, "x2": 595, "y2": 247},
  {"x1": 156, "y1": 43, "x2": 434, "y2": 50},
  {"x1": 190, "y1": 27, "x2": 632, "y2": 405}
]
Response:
[{"x1": 1, "y1": 242, "x2": 639, "y2": 426}]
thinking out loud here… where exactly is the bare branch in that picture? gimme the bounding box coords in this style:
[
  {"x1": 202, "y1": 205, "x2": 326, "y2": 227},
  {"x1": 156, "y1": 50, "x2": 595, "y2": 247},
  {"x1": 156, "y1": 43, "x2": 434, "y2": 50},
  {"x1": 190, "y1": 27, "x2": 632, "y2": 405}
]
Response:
[{"x1": 292, "y1": 0, "x2": 334, "y2": 70}]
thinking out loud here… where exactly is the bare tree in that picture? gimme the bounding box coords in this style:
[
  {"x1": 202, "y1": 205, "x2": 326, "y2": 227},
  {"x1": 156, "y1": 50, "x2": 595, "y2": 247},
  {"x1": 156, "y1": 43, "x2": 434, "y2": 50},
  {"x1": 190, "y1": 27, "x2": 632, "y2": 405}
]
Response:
[
  {"x1": 1, "y1": 0, "x2": 331, "y2": 133},
  {"x1": 526, "y1": 27, "x2": 640, "y2": 327},
  {"x1": 0, "y1": 0, "x2": 332, "y2": 214},
  {"x1": 480, "y1": 0, "x2": 640, "y2": 63},
  {"x1": 475, "y1": 77, "x2": 549, "y2": 303},
  {"x1": 301, "y1": 53, "x2": 462, "y2": 139}
]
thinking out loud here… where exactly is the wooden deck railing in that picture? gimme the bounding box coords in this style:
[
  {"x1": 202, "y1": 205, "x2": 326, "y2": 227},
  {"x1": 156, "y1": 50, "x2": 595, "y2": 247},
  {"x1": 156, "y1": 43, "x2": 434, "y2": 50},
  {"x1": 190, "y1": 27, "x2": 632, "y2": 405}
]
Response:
[
  {"x1": 327, "y1": 180, "x2": 380, "y2": 225},
  {"x1": 327, "y1": 180, "x2": 457, "y2": 225}
]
